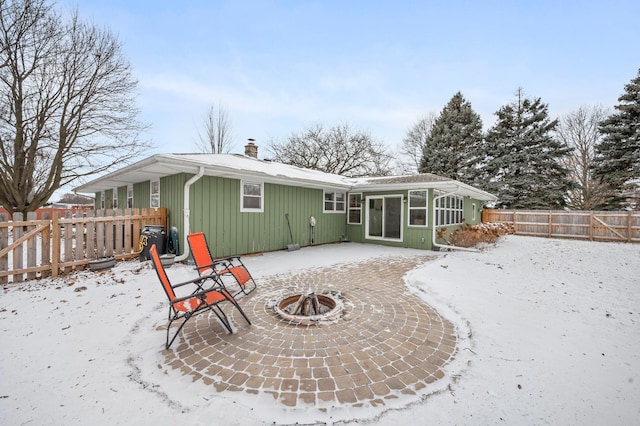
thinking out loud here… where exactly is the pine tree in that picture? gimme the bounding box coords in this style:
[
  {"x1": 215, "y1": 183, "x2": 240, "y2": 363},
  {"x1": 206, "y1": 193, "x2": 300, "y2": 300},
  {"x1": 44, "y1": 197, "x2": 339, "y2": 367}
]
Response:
[
  {"x1": 478, "y1": 89, "x2": 574, "y2": 209},
  {"x1": 592, "y1": 69, "x2": 640, "y2": 210},
  {"x1": 419, "y1": 92, "x2": 483, "y2": 183}
]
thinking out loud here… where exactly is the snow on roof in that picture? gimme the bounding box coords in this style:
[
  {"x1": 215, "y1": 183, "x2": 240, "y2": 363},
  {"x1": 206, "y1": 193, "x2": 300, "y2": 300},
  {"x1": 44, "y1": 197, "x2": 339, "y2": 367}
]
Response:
[
  {"x1": 74, "y1": 153, "x2": 497, "y2": 201},
  {"x1": 168, "y1": 153, "x2": 353, "y2": 187},
  {"x1": 354, "y1": 173, "x2": 451, "y2": 185}
]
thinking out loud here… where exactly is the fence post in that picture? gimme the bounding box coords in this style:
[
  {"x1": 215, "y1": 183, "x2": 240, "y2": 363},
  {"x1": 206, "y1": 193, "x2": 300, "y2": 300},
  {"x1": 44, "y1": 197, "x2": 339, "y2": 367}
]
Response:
[
  {"x1": 96, "y1": 209, "x2": 105, "y2": 259},
  {"x1": 52, "y1": 212, "x2": 60, "y2": 277},
  {"x1": 13, "y1": 212, "x2": 24, "y2": 282},
  {"x1": 27, "y1": 212, "x2": 37, "y2": 280},
  {"x1": 64, "y1": 210, "x2": 73, "y2": 274},
  {"x1": 589, "y1": 213, "x2": 594, "y2": 241},
  {"x1": 548, "y1": 210, "x2": 553, "y2": 238},
  {"x1": 629, "y1": 212, "x2": 633, "y2": 243},
  {"x1": 86, "y1": 210, "x2": 95, "y2": 260},
  {"x1": 105, "y1": 209, "x2": 114, "y2": 257},
  {"x1": 41, "y1": 211, "x2": 51, "y2": 278},
  {"x1": 0, "y1": 213, "x2": 8, "y2": 284}
]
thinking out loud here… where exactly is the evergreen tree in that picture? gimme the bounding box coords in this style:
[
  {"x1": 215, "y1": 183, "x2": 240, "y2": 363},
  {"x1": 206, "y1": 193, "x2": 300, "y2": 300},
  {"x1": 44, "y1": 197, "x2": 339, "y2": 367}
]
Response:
[
  {"x1": 419, "y1": 92, "x2": 483, "y2": 183},
  {"x1": 592, "y1": 69, "x2": 640, "y2": 210},
  {"x1": 478, "y1": 89, "x2": 573, "y2": 209}
]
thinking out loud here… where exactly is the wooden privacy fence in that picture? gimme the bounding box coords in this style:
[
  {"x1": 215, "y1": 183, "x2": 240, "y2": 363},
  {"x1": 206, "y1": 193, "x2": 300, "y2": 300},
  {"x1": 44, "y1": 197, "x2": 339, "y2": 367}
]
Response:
[
  {"x1": 0, "y1": 208, "x2": 167, "y2": 283},
  {"x1": 482, "y1": 209, "x2": 640, "y2": 243}
]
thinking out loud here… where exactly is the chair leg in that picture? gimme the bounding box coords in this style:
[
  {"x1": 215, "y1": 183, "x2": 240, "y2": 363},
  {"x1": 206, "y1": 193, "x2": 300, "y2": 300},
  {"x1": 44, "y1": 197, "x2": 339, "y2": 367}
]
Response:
[
  {"x1": 223, "y1": 291, "x2": 252, "y2": 326},
  {"x1": 208, "y1": 304, "x2": 233, "y2": 333},
  {"x1": 166, "y1": 316, "x2": 190, "y2": 349}
]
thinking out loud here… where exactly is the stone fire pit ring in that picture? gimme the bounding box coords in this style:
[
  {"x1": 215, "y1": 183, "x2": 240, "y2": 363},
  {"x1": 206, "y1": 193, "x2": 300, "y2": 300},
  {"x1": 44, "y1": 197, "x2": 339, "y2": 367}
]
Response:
[{"x1": 273, "y1": 292, "x2": 344, "y2": 325}]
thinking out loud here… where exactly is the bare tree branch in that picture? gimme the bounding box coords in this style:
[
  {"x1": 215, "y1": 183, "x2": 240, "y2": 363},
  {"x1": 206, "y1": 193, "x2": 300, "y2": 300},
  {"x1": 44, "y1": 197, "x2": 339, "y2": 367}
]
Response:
[
  {"x1": 399, "y1": 112, "x2": 436, "y2": 173},
  {"x1": 268, "y1": 123, "x2": 392, "y2": 177},
  {"x1": 195, "y1": 102, "x2": 234, "y2": 154},
  {"x1": 0, "y1": 0, "x2": 149, "y2": 216},
  {"x1": 556, "y1": 104, "x2": 611, "y2": 209}
]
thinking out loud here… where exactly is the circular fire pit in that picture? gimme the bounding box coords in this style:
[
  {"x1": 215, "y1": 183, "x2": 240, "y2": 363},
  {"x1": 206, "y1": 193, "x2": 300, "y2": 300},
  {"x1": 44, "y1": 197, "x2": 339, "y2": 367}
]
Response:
[{"x1": 273, "y1": 292, "x2": 344, "y2": 325}]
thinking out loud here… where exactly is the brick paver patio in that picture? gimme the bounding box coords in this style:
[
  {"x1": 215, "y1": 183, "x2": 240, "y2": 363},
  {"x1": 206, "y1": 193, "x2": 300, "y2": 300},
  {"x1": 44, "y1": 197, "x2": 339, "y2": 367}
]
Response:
[{"x1": 162, "y1": 254, "x2": 457, "y2": 415}]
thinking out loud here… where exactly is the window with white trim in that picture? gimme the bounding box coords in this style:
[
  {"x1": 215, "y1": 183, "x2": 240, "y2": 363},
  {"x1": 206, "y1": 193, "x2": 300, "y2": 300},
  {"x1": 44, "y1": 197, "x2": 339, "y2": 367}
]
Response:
[
  {"x1": 112, "y1": 188, "x2": 118, "y2": 209},
  {"x1": 150, "y1": 180, "x2": 160, "y2": 208},
  {"x1": 472, "y1": 203, "x2": 477, "y2": 221},
  {"x1": 100, "y1": 191, "x2": 105, "y2": 209},
  {"x1": 127, "y1": 185, "x2": 134, "y2": 209},
  {"x1": 408, "y1": 190, "x2": 428, "y2": 226},
  {"x1": 348, "y1": 193, "x2": 362, "y2": 224},
  {"x1": 324, "y1": 191, "x2": 346, "y2": 213},
  {"x1": 435, "y1": 191, "x2": 464, "y2": 226},
  {"x1": 241, "y1": 181, "x2": 263, "y2": 212}
]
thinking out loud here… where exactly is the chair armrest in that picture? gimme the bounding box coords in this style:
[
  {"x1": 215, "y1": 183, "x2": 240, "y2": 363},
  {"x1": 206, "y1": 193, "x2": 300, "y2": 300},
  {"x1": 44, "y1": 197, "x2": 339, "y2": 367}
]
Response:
[
  {"x1": 170, "y1": 286, "x2": 220, "y2": 304},
  {"x1": 193, "y1": 259, "x2": 231, "y2": 271},
  {"x1": 172, "y1": 274, "x2": 222, "y2": 289}
]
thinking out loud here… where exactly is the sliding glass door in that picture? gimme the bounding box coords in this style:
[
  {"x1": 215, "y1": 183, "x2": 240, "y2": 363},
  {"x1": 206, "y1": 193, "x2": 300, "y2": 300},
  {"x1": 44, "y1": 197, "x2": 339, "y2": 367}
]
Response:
[{"x1": 365, "y1": 195, "x2": 403, "y2": 241}]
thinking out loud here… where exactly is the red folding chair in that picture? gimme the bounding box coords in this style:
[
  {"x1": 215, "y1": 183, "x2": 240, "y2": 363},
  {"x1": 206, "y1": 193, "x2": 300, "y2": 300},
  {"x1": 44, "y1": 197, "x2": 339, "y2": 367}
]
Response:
[
  {"x1": 149, "y1": 244, "x2": 251, "y2": 348},
  {"x1": 187, "y1": 232, "x2": 257, "y2": 297}
]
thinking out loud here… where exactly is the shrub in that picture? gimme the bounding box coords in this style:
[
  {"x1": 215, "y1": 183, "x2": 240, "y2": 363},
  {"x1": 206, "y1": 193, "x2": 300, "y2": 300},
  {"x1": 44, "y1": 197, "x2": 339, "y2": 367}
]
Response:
[{"x1": 447, "y1": 222, "x2": 515, "y2": 248}]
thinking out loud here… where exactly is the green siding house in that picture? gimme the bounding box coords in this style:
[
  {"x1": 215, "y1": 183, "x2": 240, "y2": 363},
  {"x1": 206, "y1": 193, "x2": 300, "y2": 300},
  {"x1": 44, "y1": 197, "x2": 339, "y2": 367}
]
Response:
[{"x1": 75, "y1": 149, "x2": 496, "y2": 258}]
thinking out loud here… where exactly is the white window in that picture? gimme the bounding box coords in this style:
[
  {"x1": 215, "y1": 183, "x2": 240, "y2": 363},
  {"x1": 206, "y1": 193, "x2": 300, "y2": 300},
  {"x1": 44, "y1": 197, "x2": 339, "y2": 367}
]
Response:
[
  {"x1": 241, "y1": 181, "x2": 263, "y2": 212},
  {"x1": 150, "y1": 180, "x2": 160, "y2": 208},
  {"x1": 324, "y1": 191, "x2": 346, "y2": 213},
  {"x1": 100, "y1": 191, "x2": 105, "y2": 209},
  {"x1": 127, "y1": 185, "x2": 133, "y2": 209},
  {"x1": 408, "y1": 190, "x2": 428, "y2": 227},
  {"x1": 348, "y1": 193, "x2": 362, "y2": 224},
  {"x1": 435, "y1": 191, "x2": 464, "y2": 226},
  {"x1": 472, "y1": 203, "x2": 477, "y2": 221},
  {"x1": 112, "y1": 188, "x2": 118, "y2": 209}
]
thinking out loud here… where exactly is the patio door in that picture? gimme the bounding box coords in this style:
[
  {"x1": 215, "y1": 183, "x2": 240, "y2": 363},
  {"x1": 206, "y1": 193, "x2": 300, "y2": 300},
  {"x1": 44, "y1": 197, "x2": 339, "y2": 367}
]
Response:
[{"x1": 365, "y1": 195, "x2": 403, "y2": 241}]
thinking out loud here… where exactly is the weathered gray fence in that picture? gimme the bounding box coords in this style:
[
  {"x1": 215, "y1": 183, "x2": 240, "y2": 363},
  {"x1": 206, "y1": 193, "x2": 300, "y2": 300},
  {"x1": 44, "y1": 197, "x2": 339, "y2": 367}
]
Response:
[{"x1": 482, "y1": 209, "x2": 640, "y2": 243}]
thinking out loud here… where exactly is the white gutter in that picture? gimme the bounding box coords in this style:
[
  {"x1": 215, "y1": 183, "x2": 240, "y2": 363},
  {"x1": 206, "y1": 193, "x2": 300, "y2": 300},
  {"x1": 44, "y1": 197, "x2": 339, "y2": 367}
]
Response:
[
  {"x1": 432, "y1": 186, "x2": 480, "y2": 253},
  {"x1": 175, "y1": 167, "x2": 205, "y2": 262}
]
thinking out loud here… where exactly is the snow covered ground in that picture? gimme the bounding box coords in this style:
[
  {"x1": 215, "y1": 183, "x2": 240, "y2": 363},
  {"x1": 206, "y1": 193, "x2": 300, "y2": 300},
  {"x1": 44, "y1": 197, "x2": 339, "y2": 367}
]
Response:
[{"x1": 1, "y1": 235, "x2": 638, "y2": 425}]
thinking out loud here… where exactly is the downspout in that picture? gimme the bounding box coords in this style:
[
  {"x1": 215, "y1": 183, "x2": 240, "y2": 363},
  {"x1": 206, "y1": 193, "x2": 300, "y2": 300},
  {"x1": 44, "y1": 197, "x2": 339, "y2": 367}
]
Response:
[
  {"x1": 175, "y1": 167, "x2": 205, "y2": 262},
  {"x1": 432, "y1": 185, "x2": 479, "y2": 253}
]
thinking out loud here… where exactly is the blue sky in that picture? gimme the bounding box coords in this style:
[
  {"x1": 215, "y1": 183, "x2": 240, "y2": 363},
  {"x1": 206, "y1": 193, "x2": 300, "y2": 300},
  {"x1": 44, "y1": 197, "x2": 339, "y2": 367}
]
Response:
[{"x1": 65, "y1": 0, "x2": 639, "y2": 158}]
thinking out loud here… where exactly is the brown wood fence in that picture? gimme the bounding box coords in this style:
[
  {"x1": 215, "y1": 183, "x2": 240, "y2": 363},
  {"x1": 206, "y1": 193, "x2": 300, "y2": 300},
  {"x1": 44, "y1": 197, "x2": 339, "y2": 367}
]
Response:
[
  {"x1": 0, "y1": 208, "x2": 167, "y2": 283},
  {"x1": 482, "y1": 209, "x2": 640, "y2": 243}
]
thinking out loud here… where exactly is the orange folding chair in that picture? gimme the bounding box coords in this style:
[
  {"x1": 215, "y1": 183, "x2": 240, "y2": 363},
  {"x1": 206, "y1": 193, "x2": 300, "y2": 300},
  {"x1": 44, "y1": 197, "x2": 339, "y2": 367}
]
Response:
[
  {"x1": 187, "y1": 232, "x2": 257, "y2": 297},
  {"x1": 149, "y1": 244, "x2": 251, "y2": 348}
]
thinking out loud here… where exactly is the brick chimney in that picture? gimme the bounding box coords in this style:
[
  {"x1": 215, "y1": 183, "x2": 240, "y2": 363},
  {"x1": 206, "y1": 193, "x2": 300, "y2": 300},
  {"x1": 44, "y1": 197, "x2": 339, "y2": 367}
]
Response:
[{"x1": 244, "y1": 139, "x2": 258, "y2": 158}]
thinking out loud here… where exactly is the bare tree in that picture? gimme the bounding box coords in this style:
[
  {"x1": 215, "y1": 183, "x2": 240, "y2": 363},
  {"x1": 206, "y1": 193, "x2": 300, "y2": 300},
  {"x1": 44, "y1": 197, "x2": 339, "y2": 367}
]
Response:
[
  {"x1": 195, "y1": 102, "x2": 234, "y2": 153},
  {"x1": 556, "y1": 105, "x2": 611, "y2": 209},
  {"x1": 0, "y1": 0, "x2": 149, "y2": 217},
  {"x1": 399, "y1": 112, "x2": 436, "y2": 173},
  {"x1": 268, "y1": 123, "x2": 392, "y2": 177},
  {"x1": 57, "y1": 192, "x2": 94, "y2": 204}
]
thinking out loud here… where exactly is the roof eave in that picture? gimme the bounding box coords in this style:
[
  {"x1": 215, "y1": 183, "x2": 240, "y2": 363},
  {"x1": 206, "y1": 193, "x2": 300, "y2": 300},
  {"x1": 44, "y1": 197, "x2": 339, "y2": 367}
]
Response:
[{"x1": 351, "y1": 180, "x2": 498, "y2": 201}]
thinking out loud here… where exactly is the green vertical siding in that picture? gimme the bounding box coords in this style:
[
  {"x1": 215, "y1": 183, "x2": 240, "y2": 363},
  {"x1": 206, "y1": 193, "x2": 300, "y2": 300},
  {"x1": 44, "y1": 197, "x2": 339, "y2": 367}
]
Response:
[
  {"x1": 92, "y1": 172, "x2": 489, "y2": 255},
  {"x1": 189, "y1": 176, "x2": 346, "y2": 257},
  {"x1": 160, "y1": 174, "x2": 188, "y2": 247},
  {"x1": 133, "y1": 181, "x2": 150, "y2": 209},
  {"x1": 346, "y1": 190, "x2": 487, "y2": 250}
]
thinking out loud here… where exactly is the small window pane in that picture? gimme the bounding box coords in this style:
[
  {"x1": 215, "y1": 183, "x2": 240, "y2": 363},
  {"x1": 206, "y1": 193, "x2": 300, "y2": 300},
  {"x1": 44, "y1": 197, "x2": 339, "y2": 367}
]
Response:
[
  {"x1": 243, "y1": 197, "x2": 261, "y2": 209},
  {"x1": 410, "y1": 191, "x2": 427, "y2": 208},
  {"x1": 244, "y1": 183, "x2": 261, "y2": 196}
]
